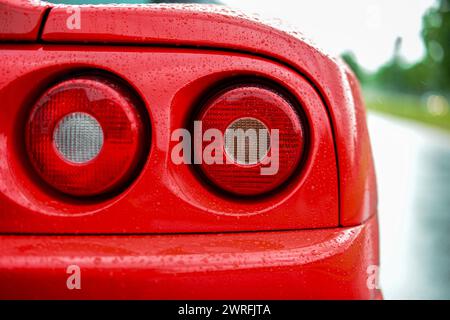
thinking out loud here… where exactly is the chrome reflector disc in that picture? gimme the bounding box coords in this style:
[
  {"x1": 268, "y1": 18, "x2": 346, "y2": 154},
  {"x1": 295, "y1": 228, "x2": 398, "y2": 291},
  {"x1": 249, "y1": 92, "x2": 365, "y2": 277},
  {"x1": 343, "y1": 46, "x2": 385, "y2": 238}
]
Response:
[
  {"x1": 53, "y1": 112, "x2": 104, "y2": 163},
  {"x1": 224, "y1": 117, "x2": 270, "y2": 165}
]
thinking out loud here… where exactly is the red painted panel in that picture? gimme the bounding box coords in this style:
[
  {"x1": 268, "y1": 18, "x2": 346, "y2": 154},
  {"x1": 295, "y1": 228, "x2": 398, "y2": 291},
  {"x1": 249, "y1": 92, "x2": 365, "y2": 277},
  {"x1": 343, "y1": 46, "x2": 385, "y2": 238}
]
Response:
[
  {"x1": 0, "y1": 0, "x2": 50, "y2": 41},
  {"x1": 0, "y1": 3, "x2": 380, "y2": 299},
  {"x1": 40, "y1": 3, "x2": 377, "y2": 225},
  {"x1": 340, "y1": 65, "x2": 378, "y2": 225},
  {"x1": 0, "y1": 45, "x2": 338, "y2": 233},
  {"x1": 0, "y1": 215, "x2": 380, "y2": 299}
]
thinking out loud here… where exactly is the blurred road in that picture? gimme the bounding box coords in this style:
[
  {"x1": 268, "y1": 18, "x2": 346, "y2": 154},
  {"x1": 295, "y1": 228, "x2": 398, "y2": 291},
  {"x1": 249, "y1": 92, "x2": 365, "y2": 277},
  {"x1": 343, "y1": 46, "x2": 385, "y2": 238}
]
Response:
[{"x1": 368, "y1": 112, "x2": 450, "y2": 299}]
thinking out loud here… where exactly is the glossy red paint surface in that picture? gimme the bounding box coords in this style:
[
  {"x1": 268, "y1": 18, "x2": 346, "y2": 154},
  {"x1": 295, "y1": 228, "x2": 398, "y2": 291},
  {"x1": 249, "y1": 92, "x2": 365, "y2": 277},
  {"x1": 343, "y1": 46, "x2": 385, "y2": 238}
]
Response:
[
  {"x1": 0, "y1": 215, "x2": 380, "y2": 299},
  {"x1": 0, "y1": 0, "x2": 49, "y2": 41},
  {"x1": 0, "y1": 45, "x2": 338, "y2": 233},
  {"x1": 0, "y1": 1, "x2": 380, "y2": 299},
  {"x1": 41, "y1": 3, "x2": 377, "y2": 226}
]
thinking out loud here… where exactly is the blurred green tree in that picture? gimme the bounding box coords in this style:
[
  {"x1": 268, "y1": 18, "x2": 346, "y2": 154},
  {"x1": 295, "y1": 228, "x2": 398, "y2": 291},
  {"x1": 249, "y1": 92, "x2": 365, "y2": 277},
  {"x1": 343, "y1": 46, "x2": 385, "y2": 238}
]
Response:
[
  {"x1": 341, "y1": 51, "x2": 367, "y2": 83},
  {"x1": 421, "y1": 0, "x2": 450, "y2": 92},
  {"x1": 372, "y1": 37, "x2": 411, "y2": 91},
  {"x1": 344, "y1": 0, "x2": 449, "y2": 94}
]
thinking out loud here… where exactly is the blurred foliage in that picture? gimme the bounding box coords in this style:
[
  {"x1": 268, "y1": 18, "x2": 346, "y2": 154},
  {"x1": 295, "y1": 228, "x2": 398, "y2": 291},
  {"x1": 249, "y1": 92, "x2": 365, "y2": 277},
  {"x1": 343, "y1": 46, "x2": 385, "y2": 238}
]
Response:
[
  {"x1": 341, "y1": 51, "x2": 367, "y2": 83},
  {"x1": 346, "y1": 0, "x2": 449, "y2": 96},
  {"x1": 343, "y1": 0, "x2": 450, "y2": 131},
  {"x1": 421, "y1": 0, "x2": 450, "y2": 92},
  {"x1": 365, "y1": 90, "x2": 450, "y2": 131}
]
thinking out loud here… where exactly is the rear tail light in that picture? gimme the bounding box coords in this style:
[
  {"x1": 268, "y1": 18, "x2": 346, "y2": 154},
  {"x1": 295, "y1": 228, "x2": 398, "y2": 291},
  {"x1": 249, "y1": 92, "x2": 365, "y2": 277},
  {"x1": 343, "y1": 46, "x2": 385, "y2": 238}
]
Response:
[
  {"x1": 26, "y1": 76, "x2": 146, "y2": 197},
  {"x1": 196, "y1": 84, "x2": 305, "y2": 196}
]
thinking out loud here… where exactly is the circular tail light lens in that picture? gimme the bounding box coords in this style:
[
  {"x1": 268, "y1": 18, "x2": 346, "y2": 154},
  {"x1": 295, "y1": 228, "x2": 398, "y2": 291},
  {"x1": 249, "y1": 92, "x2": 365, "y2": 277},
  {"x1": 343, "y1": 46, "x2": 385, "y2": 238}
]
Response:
[
  {"x1": 197, "y1": 84, "x2": 305, "y2": 196},
  {"x1": 26, "y1": 76, "x2": 147, "y2": 197}
]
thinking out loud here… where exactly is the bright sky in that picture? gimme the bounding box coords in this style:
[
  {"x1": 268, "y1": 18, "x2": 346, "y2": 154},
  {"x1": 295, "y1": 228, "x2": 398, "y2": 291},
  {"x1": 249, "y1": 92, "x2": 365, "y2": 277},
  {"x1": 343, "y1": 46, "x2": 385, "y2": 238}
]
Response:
[{"x1": 223, "y1": 0, "x2": 436, "y2": 72}]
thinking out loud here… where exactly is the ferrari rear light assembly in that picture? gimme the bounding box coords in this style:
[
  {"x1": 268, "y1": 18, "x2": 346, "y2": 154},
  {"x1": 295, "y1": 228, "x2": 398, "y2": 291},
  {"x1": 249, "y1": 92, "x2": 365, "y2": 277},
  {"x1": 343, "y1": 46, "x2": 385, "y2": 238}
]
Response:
[
  {"x1": 195, "y1": 84, "x2": 306, "y2": 197},
  {"x1": 25, "y1": 76, "x2": 147, "y2": 197}
]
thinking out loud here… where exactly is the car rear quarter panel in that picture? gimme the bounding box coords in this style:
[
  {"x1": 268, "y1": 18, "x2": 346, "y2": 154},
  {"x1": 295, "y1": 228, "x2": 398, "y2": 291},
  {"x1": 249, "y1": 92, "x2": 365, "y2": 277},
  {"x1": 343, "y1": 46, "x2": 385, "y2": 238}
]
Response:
[
  {"x1": 0, "y1": 45, "x2": 338, "y2": 233},
  {"x1": 40, "y1": 3, "x2": 377, "y2": 226}
]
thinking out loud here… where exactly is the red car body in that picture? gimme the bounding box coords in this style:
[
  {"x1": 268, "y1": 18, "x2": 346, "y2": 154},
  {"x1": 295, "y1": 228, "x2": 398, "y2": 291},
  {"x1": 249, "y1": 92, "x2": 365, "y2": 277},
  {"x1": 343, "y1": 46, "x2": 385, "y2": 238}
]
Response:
[{"x1": 0, "y1": 0, "x2": 380, "y2": 299}]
